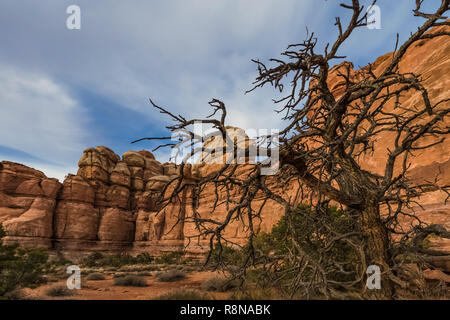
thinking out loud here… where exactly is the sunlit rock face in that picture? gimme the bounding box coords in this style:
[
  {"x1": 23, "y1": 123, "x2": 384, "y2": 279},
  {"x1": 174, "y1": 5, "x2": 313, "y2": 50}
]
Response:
[
  {"x1": 198, "y1": 126, "x2": 256, "y2": 165},
  {"x1": 0, "y1": 24, "x2": 448, "y2": 266},
  {"x1": 0, "y1": 147, "x2": 169, "y2": 256},
  {"x1": 322, "y1": 23, "x2": 450, "y2": 261}
]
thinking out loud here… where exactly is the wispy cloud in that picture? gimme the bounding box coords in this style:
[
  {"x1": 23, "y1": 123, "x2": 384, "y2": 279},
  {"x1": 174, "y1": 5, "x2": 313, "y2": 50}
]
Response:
[{"x1": 0, "y1": 65, "x2": 89, "y2": 178}]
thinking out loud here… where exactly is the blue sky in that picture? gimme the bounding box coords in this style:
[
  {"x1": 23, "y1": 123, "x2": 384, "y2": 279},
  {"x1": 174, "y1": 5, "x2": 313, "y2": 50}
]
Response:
[{"x1": 0, "y1": 0, "x2": 443, "y2": 180}]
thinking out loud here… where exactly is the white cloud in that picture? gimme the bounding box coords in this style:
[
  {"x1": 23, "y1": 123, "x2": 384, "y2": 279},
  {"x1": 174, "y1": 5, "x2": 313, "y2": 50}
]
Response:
[
  {"x1": 0, "y1": 65, "x2": 89, "y2": 171},
  {"x1": 0, "y1": 0, "x2": 316, "y2": 128}
]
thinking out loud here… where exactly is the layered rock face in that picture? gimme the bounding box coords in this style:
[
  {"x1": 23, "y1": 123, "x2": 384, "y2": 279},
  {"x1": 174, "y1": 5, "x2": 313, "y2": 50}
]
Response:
[
  {"x1": 0, "y1": 162, "x2": 61, "y2": 248},
  {"x1": 0, "y1": 153, "x2": 290, "y2": 259},
  {"x1": 0, "y1": 147, "x2": 181, "y2": 257}
]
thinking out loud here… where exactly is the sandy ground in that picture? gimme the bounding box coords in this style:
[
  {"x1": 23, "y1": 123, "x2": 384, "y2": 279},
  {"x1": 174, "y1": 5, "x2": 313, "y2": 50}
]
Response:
[{"x1": 22, "y1": 271, "x2": 231, "y2": 300}]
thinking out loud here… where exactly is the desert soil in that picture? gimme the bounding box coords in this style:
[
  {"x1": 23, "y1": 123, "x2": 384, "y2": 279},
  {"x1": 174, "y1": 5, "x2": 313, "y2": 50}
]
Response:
[{"x1": 22, "y1": 271, "x2": 230, "y2": 300}]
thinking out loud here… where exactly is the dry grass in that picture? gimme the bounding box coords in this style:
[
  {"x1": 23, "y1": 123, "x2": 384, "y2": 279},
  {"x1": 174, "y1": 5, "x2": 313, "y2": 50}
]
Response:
[
  {"x1": 113, "y1": 275, "x2": 148, "y2": 287},
  {"x1": 45, "y1": 285, "x2": 75, "y2": 297},
  {"x1": 86, "y1": 272, "x2": 106, "y2": 280},
  {"x1": 155, "y1": 270, "x2": 186, "y2": 282},
  {"x1": 201, "y1": 277, "x2": 238, "y2": 292}
]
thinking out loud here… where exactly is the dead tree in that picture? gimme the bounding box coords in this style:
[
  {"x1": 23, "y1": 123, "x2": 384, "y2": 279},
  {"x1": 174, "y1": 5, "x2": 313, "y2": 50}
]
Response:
[{"x1": 134, "y1": 0, "x2": 450, "y2": 299}]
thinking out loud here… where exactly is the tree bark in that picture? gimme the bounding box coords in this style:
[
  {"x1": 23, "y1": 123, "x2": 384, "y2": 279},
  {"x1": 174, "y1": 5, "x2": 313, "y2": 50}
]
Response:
[{"x1": 361, "y1": 199, "x2": 393, "y2": 298}]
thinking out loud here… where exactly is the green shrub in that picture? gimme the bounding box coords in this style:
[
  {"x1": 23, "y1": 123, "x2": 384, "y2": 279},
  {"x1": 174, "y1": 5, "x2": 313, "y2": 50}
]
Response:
[
  {"x1": 81, "y1": 252, "x2": 153, "y2": 268},
  {"x1": 209, "y1": 244, "x2": 244, "y2": 266},
  {"x1": 86, "y1": 273, "x2": 106, "y2": 280},
  {"x1": 113, "y1": 272, "x2": 132, "y2": 279},
  {"x1": 113, "y1": 275, "x2": 147, "y2": 287},
  {"x1": 206, "y1": 204, "x2": 361, "y2": 293},
  {"x1": 51, "y1": 255, "x2": 73, "y2": 266},
  {"x1": 45, "y1": 285, "x2": 74, "y2": 297},
  {"x1": 81, "y1": 252, "x2": 104, "y2": 267},
  {"x1": 81, "y1": 252, "x2": 154, "y2": 268},
  {"x1": 155, "y1": 251, "x2": 184, "y2": 264},
  {"x1": 155, "y1": 270, "x2": 186, "y2": 282},
  {"x1": 43, "y1": 275, "x2": 60, "y2": 283},
  {"x1": 102, "y1": 253, "x2": 135, "y2": 267},
  {"x1": 260, "y1": 204, "x2": 359, "y2": 283},
  {"x1": 135, "y1": 252, "x2": 153, "y2": 264},
  {"x1": 0, "y1": 225, "x2": 49, "y2": 297},
  {"x1": 154, "y1": 289, "x2": 211, "y2": 300}
]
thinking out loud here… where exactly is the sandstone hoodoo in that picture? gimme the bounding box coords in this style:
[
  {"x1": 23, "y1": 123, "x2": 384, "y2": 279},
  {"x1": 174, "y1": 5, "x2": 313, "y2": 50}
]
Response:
[
  {"x1": 0, "y1": 27, "x2": 449, "y2": 270},
  {"x1": 0, "y1": 147, "x2": 178, "y2": 257}
]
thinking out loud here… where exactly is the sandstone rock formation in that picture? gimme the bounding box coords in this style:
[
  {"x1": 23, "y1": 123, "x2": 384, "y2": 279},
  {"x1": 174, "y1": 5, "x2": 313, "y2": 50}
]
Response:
[
  {"x1": 0, "y1": 147, "x2": 177, "y2": 257},
  {"x1": 0, "y1": 162, "x2": 61, "y2": 248},
  {"x1": 198, "y1": 126, "x2": 256, "y2": 164}
]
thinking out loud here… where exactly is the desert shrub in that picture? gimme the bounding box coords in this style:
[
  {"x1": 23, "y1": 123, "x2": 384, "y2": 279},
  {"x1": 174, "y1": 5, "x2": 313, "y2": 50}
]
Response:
[
  {"x1": 113, "y1": 272, "x2": 132, "y2": 279},
  {"x1": 50, "y1": 255, "x2": 73, "y2": 266},
  {"x1": 206, "y1": 204, "x2": 361, "y2": 294},
  {"x1": 257, "y1": 204, "x2": 359, "y2": 284},
  {"x1": 4, "y1": 289, "x2": 26, "y2": 300},
  {"x1": 209, "y1": 244, "x2": 244, "y2": 266},
  {"x1": 81, "y1": 252, "x2": 154, "y2": 268},
  {"x1": 119, "y1": 264, "x2": 158, "y2": 272},
  {"x1": 45, "y1": 285, "x2": 74, "y2": 297},
  {"x1": 102, "y1": 253, "x2": 136, "y2": 267},
  {"x1": 236, "y1": 204, "x2": 357, "y2": 262},
  {"x1": 114, "y1": 270, "x2": 151, "y2": 277},
  {"x1": 201, "y1": 277, "x2": 239, "y2": 292},
  {"x1": 135, "y1": 252, "x2": 153, "y2": 264},
  {"x1": 155, "y1": 251, "x2": 184, "y2": 265},
  {"x1": 113, "y1": 275, "x2": 147, "y2": 287},
  {"x1": 0, "y1": 225, "x2": 49, "y2": 297},
  {"x1": 80, "y1": 268, "x2": 96, "y2": 276},
  {"x1": 43, "y1": 275, "x2": 60, "y2": 283},
  {"x1": 81, "y1": 252, "x2": 104, "y2": 267},
  {"x1": 5, "y1": 289, "x2": 43, "y2": 300},
  {"x1": 154, "y1": 289, "x2": 211, "y2": 300},
  {"x1": 103, "y1": 266, "x2": 119, "y2": 271},
  {"x1": 155, "y1": 270, "x2": 186, "y2": 282},
  {"x1": 86, "y1": 273, "x2": 106, "y2": 280}
]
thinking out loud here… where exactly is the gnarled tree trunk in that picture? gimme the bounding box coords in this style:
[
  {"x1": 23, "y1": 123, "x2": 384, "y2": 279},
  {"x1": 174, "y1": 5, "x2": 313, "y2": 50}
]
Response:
[{"x1": 360, "y1": 198, "x2": 392, "y2": 298}]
